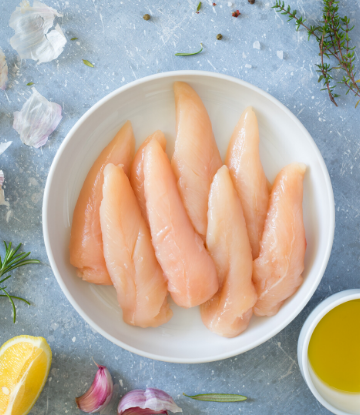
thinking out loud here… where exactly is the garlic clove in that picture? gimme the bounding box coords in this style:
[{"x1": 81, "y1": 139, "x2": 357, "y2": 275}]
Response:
[
  {"x1": 76, "y1": 363, "x2": 114, "y2": 414},
  {"x1": 13, "y1": 88, "x2": 62, "y2": 148},
  {"x1": 118, "y1": 388, "x2": 182, "y2": 415},
  {"x1": 121, "y1": 409, "x2": 167, "y2": 414}
]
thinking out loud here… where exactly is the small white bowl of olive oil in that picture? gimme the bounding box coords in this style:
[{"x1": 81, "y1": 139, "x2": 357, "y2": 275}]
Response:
[{"x1": 298, "y1": 289, "x2": 360, "y2": 415}]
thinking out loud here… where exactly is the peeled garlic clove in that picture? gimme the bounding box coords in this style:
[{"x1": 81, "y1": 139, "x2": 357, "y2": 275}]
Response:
[
  {"x1": 0, "y1": 49, "x2": 8, "y2": 90},
  {"x1": 9, "y1": 0, "x2": 67, "y2": 64},
  {"x1": 118, "y1": 388, "x2": 182, "y2": 415},
  {"x1": 13, "y1": 88, "x2": 62, "y2": 148},
  {"x1": 76, "y1": 364, "x2": 114, "y2": 413}
]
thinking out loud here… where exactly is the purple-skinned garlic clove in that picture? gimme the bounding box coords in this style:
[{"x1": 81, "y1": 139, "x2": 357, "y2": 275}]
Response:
[
  {"x1": 118, "y1": 388, "x2": 182, "y2": 415},
  {"x1": 120, "y1": 409, "x2": 167, "y2": 414},
  {"x1": 76, "y1": 363, "x2": 114, "y2": 413}
]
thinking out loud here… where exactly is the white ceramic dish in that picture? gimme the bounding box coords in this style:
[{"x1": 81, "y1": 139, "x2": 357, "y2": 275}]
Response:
[
  {"x1": 43, "y1": 70, "x2": 335, "y2": 363},
  {"x1": 298, "y1": 290, "x2": 360, "y2": 415}
]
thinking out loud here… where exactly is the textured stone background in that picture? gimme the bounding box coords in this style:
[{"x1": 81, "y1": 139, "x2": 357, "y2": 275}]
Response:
[{"x1": 1, "y1": 0, "x2": 360, "y2": 414}]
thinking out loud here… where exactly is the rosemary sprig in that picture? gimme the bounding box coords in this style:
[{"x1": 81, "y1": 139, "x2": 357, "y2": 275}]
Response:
[
  {"x1": 175, "y1": 43, "x2": 203, "y2": 56},
  {"x1": 273, "y1": 0, "x2": 360, "y2": 108},
  {"x1": 0, "y1": 241, "x2": 40, "y2": 323},
  {"x1": 183, "y1": 393, "x2": 247, "y2": 402}
]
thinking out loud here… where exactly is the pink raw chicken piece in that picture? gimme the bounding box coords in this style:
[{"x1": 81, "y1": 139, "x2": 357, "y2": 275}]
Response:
[
  {"x1": 225, "y1": 106, "x2": 269, "y2": 259},
  {"x1": 201, "y1": 166, "x2": 257, "y2": 338},
  {"x1": 130, "y1": 130, "x2": 166, "y2": 225},
  {"x1": 253, "y1": 163, "x2": 307, "y2": 317},
  {"x1": 171, "y1": 81, "x2": 222, "y2": 239},
  {"x1": 100, "y1": 163, "x2": 172, "y2": 328},
  {"x1": 144, "y1": 139, "x2": 219, "y2": 308},
  {"x1": 69, "y1": 121, "x2": 135, "y2": 285}
]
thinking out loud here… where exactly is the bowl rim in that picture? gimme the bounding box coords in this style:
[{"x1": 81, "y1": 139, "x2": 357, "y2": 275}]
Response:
[
  {"x1": 297, "y1": 289, "x2": 360, "y2": 415},
  {"x1": 42, "y1": 70, "x2": 335, "y2": 363}
]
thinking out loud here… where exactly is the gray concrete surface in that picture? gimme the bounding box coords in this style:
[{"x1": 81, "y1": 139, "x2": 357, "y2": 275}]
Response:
[{"x1": 1, "y1": 0, "x2": 360, "y2": 413}]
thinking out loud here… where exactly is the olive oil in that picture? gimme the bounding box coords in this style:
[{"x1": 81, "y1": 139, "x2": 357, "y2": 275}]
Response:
[{"x1": 308, "y1": 299, "x2": 360, "y2": 393}]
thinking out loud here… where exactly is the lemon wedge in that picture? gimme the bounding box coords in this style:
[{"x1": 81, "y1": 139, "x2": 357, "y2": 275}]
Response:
[{"x1": 0, "y1": 335, "x2": 52, "y2": 415}]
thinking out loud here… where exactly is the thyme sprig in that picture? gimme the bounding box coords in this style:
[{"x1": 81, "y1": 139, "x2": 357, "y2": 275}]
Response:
[
  {"x1": 0, "y1": 241, "x2": 40, "y2": 322},
  {"x1": 273, "y1": 0, "x2": 360, "y2": 108}
]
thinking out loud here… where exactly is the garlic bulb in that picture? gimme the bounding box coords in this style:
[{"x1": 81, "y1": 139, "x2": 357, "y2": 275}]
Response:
[{"x1": 76, "y1": 364, "x2": 114, "y2": 413}]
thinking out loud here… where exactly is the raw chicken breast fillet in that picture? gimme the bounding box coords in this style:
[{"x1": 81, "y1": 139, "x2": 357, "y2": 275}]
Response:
[
  {"x1": 253, "y1": 163, "x2": 307, "y2": 317},
  {"x1": 100, "y1": 163, "x2": 173, "y2": 328},
  {"x1": 225, "y1": 107, "x2": 269, "y2": 259},
  {"x1": 130, "y1": 130, "x2": 166, "y2": 224},
  {"x1": 69, "y1": 121, "x2": 135, "y2": 285},
  {"x1": 201, "y1": 166, "x2": 257, "y2": 338},
  {"x1": 144, "y1": 139, "x2": 219, "y2": 308},
  {"x1": 171, "y1": 81, "x2": 222, "y2": 238}
]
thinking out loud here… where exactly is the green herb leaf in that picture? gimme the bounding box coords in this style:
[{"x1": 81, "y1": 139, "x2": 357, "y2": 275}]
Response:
[
  {"x1": 197, "y1": 2, "x2": 202, "y2": 12},
  {"x1": 274, "y1": 0, "x2": 360, "y2": 107},
  {"x1": 183, "y1": 393, "x2": 247, "y2": 402},
  {"x1": 71, "y1": 37, "x2": 78, "y2": 41},
  {"x1": 356, "y1": 100, "x2": 360, "y2": 108},
  {"x1": 175, "y1": 43, "x2": 203, "y2": 56},
  {"x1": 0, "y1": 241, "x2": 40, "y2": 323},
  {"x1": 26, "y1": 82, "x2": 34, "y2": 86},
  {"x1": 82, "y1": 59, "x2": 94, "y2": 67},
  {"x1": 0, "y1": 288, "x2": 17, "y2": 323}
]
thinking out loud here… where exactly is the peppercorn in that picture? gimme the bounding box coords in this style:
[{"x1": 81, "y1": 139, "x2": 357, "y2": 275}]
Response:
[
  {"x1": 248, "y1": 0, "x2": 255, "y2": 4},
  {"x1": 216, "y1": 34, "x2": 223, "y2": 40},
  {"x1": 143, "y1": 14, "x2": 151, "y2": 20}
]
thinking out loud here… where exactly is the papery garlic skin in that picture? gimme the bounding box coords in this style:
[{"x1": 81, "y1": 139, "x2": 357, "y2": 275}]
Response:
[
  {"x1": 76, "y1": 364, "x2": 114, "y2": 414},
  {"x1": 118, "y1": 389, "x2": 182, "y2": 415},
  {"x1": 0, "y1": 142, "x2": 12, "y2": 157},
  {"x1": 13, "y1": 88, "x2": 62, "y2": 148},
  {"x1": 0, "y1": 142, "x2": 12, "y2": 207},
  {"x1": 0, "y1": 49, "x2": 8, "y2": 90},
  {"x1": 0, "y1": 171, "x2": 9, "y2": 207},
  {"x1": 9, "y1": 0, "x2": 67, "y2": 64}
]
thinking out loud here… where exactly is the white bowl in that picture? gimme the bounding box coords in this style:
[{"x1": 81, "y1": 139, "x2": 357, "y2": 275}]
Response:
[
  {"x1": 43, "y1": 70, "x2": 335, "y2": 363},
  {"x1": 298, "y1": 290, "x2": 360, "y2": 415}
]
